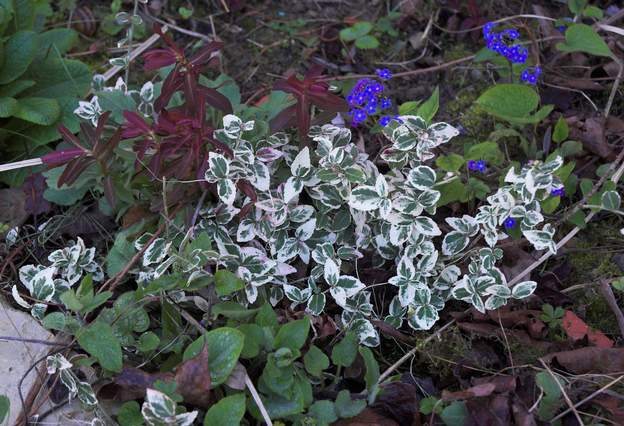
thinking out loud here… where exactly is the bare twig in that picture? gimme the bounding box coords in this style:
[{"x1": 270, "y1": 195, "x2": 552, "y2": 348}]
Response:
[
  {"x1": 604, "y1": 59, "x2": 623, "y2": 119},
  {"x1": 539, "y1": 360, "x2": 585, "y2": 425},
  {"x1": 599, "y1": 278, "x2": 624, "y2": 338},
  {"x1": 0, "y1": 336, "x2": 68, "y2": 346},
  {"x1": 551, "y1": 375, "x2": 624, "y2": 422}
]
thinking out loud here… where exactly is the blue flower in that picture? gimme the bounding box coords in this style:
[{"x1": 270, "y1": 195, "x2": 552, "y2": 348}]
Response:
[
  {"x1": 381, "y1": 98, "x2": 392, "y2": 109},
  {"x1": 550, "y1": 187, "x2": 565, "y2": 197},
  {"x1": 504, "y1": 218, "x2": 516, "y2": 229},
  {"x1": 352, "y1": 110, "x2": 367, "y2": 125},
  {"x1": 376, "y1": 68, "x2": 392, "y2": 80},
  {"x1": 521, "y1": 66, "x2": 542, "y2": 85},
  {"x1": 483, "y1": 22, "x2": 497, "y2": 38},
  {"x1": 468, "y1": 160, "x2": 486, "y2": 172},
  {"x1": 379, "y1": 116, "x2": 392, "y2": 126}
]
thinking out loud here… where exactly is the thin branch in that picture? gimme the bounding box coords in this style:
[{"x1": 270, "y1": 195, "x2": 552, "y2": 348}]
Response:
[
  {"x1": 551, "y1": 375, "x2": 624, "y2": 422},
  {"x1": 539, "y1": 360, "x2": 585, "y2": 425},
  {"x1": 0, "y1": 336, "x2": 69, "y2": 347},
  {"x1": 598, "y1": 278, "x2": 624, "y2": 339}
]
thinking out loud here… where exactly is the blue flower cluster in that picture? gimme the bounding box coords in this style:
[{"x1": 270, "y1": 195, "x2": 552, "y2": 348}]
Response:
[
  {"x1": 550, "y1": 187, "x2": 565, "y2": 197},
  {"x1": 521, "y1": 66, "x2": 541, "y2": 85},
  {"x1": 483, "y1": 23, "x2": 527, "y2": 64},
  {"x1": 483, "y1": 22, "x2": 542, "y2": 85},
  {"x1": 346, "y1": 69, "x2": 399, "y2": 127},
  {"x1": 468, "y1": 160, "x2": 487, "y2": 173}
]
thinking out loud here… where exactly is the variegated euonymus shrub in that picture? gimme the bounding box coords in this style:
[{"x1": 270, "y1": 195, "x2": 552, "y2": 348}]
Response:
[{"x1": 15, "y1": 114, "x2": 564, "y2": 347}]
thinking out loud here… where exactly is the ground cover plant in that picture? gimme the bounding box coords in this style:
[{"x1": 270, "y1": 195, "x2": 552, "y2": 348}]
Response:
[{"x1": 1, "y1": 0, "x2": 624, "y2": 425}]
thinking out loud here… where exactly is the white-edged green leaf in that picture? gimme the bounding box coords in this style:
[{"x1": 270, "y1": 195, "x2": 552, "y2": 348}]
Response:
[{"x1": 511, "y1": 280, "x2": 538, "y2": 299}]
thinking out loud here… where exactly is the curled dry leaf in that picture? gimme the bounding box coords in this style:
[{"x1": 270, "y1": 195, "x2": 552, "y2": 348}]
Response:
[
  {"x1": 175, "y1": 343, "x2": 211, "y2": 407},
  {"x1": 542, "y1": 347, "x2": 624, "y2": 374},
  {"x1": 442, "y1": 382, "x2": 497, "y2": 401},
  {"x1": 113, "y1": 343, "x2": 211, "y2": 407}
]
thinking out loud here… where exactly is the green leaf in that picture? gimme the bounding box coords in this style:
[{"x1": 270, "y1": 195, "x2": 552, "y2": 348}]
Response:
[
  {"x1": 334, "y1": 390, "x2": 366, "y2": 418},
  {"x1": 436, "y1": 153, "x2": 464, "y2": 172},
  {"x1": 106, "y1": 224, "x2": 140, "y2": 277},
  {"x1": 42, "y1": 312, "x2": 66, "y2": 331},
  {"x1": 601, "y1": 190, "x2": 621, "y2": 210},
  {"x1": 13, "y1": 97, "x2": 60, "y2": 125},
  {"x1": 359, "y1": 346, "x2": 379, "y2": 395},
  {"x1": 355, "y1": 35, "x2": 379, "y2": 49},
  {"x1": 398, "y1": 100, "x2": 420, "y2": 116},
  {"x1": 308, "y1": 400, "x2": 338, "y2": 423},
  {"x1": 137, "y1": 332, "x2": 160, "y2": 352},
  {"x1": 556, "y1": 24, "x2": 612, "y2": 58},
  {"x1": 420, "y1": 396, "x2": 442, "y2": 415},
  {"x1": 96, "y1": 90, "x2": 136, "y2": 124},
  {"x1": 331, "y1": 331, "x2": 358, "y2": 367},
  {"x1": 214, "y1": 269, "x2": 245, "y2": 297},
  {"x1": 476, "y1": 84, "x2": 553, "y2": 124},
  {"x1": 238, "y1": 323, "x2": 264, "y2": 358},
  {"x1": 60, "y1": 289, "x2": 83, "y2": 312},
  {"x1": 0, "y1": 79, "x2": 36, "y2": 97},
  {"x1": 23, "y1": 58, "x2": 90, "y2": 99},
  {"x1": 552, "y1": 116, "x2": 569, "y2": 143},
  {"x1": 0, "y1": 97, "x2": 17, "y2": 117},
  {"x1": 117, "y1": 401, "x2": 143, "y2": 426},
  {"x1": 0, "y1": 31, "x2": 38, "y2": 84},
  {"x1": 77, "y1": 321, "x2": 123, "y2": 372},
  {"x1": 440, "y1": 401, "x2": 468, "y2": 426},
  {"x1": 0, "y1": 394, "x2": 9, "y2": 424},
  {"x1": 582, "y1": 5, "x2": 603, "y2": 19},
  {"x1": 204, "y1": 393, "x2": 246, "y2": 426},
  {"x1": 183, "y1": 327, "x2": 245, "y2": 385},
  {"x1": 559, "y1": 140, "x2": 583, "y2": 157},
  {"x1": 36, "y1": 28, "x2": 78, "y2": 56},
  {"x1": 568, "y1": 0, "x2": 587, "y2": 14},
  {"x1": 274, "y1": 317, "x2": 310, "y2": 351},
  {"x1": 416, "y1": 86, "x2": 439, "y2": 123},
  {"x1": 303, "y1": 345, "x2": 330, "y2": 377},
  {"x1": 339, "y1": 21, "x2": 373, "y2": 41},
  {"x1": 612, "y1": 277, "x2": 624, "y2": 293},
  {"x1": 212, "y1": 301, "x2": 258, "y2": 320},
  {"x1": 536, "y1": 371, "x2": 562, "y2": 398}
]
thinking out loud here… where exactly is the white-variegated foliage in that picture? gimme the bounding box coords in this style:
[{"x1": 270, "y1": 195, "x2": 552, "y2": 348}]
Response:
[
  {"x1": 141, "y1": 389, "x2": 198, "y2": 426},
  {"x1": 13, "y1": 237, "x2": 103, "y2": 319},
  {"x1": 46, "y1": 354, "x2": 98, "y2": 406}
]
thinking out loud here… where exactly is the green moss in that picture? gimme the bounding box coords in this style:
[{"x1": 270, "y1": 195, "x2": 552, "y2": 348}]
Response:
[{"x1": 580, "y1": 291, "x2": 622, "y2": 337}]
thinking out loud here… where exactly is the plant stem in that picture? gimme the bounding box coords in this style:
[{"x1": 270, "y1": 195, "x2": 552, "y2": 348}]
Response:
[{"x1": 124, "y1": 0, "x2": 140, "y2": 84}]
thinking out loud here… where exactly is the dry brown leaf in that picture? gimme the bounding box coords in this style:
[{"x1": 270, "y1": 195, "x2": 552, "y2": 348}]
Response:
[
  {"x1": 442, "y1": 383, "x2": 497, "y2": 401},
  {"x1": 333, "y1": 408, "x2": 400, "y2": 426},
  {"x1": 542, "y1": 347, "x2": 624, "y2": 374},
  {"x1": 175, "y1": 343, "x2": 211, "y2": 407}
]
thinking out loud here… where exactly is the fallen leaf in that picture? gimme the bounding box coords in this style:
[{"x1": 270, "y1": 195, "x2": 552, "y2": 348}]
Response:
[
  {"x1": 0, "y1": 188, "x2": 27, "y2": 229},
  {"x1": 22, "y1": 174, "x2": 51, "y2": 216},
  {"x1": 371, "y1": 382, "x2": 421, "y2": 426},
  {"x1": 542, "y1": 347, "x2": 624, "y2": 374},
  {"x1": 113, "y1": 344, "x2": 211, "y2": 407},
  {"x1": 466, "y1": 394, "x2": 511, "y2": 425},
  {"x1": 175, "y1": 342, "x2": 211, "y2": 407},
  {"x1": 561, "y1": 310, "x2": 613, "y2": 348},
  {"x1": 569, "y1": 116, "x2": 614, "y2": 160},
  {"x1": 471, "y1": 376, "x2": 516, "y2": 393},
  {"x1": 511, "y1": 401, "x2": 537, "y2": 426},
  {"x1": 333, "y1": 408, "x2": 400, "y2": 426},
  {"x1": 593, "y1": 395, "x2": 624, "y2": 419},
  {"x1": 442, "y1": 383, "x2": 497, "y2": 401}
]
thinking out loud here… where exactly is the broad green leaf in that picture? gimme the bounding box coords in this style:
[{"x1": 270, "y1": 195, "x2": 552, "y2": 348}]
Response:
[
  {"x1": 23, "y1": 58, "x2": 90, "y2": 98},
  {"x1": 274, "y1": 316, "x2": 310, "y2": 351},
  {"x1": 214, "y1": 269, "x2": 244, "y2": 296},
  {"x1": 13, "y1": 97, "x2": 60, "y2": 125},
  {"x1": 0, "y1": 79, "x2": 36, "y2": 97},
  {"x1": 0, "y1": 97, "x2": 17, "y2": 117},
  {"x1": 476, "y1": 84, "x2": 553, "y2": 124},
  {"x1": 567, "y1": 0, "x2": 587, "y2": 14},
  {"x1": 42, "y1": 312, "x2": 66, "y2": 331},
  {"x1": 0, "y1": 394, "x2": 9, "y2": 424},
  {"x1": 183, "y1": 327, "x2": 245, "y2": 385},
  {"x1": 552, "y1": 116, "x2": 569, "y2": 143},
  {"x1": 334, "y1": 390, "x2": 366, "y2": 418},
  {"x1": 601, "y1": 190, "x2": 621, "y2": 210},
  {"x1": 77, "y1": 321, "x2": 123, "y2": 372},
  {"x1": 339, "y1": 21, "x2": 373, "y2": 41},
  {"x1": 308, "y1": 400, "x2": 338, "y2": 423},
  {"x1": 556, "y1": 24, "x2": 612, "y2": 57},
  {"x1": 416, "y1": 86, "x2": 439, "y2": 123},
  {"x1": 137, "y1": 332, "x2": 160, "y2": 352},
  {"x1": 0, "y1": 31, "x2": 38, "y2": 84},
  {"x1": 117, "y1": 401, "x2": 143, "y2": 426},
  {"x1": 36, "y1": 28, "x2": 78, "y2": 56},
  {"x1": 237, "y1": 323, "x2": 264, "y2": 359},
  {"x1": 96, "y1": 90, "x2": 136, "y2": 124},
  {"x1": 303, "y1": 345, "x2": 330, "y2": 377},
  {"x1": 331, "y1": 331, "x2": 358, "y2": 367},
  {"x1": 436, "y1": 153, "x2": 464, "y2": 172},
  {"x1": 511, "y1": 281, "x2": 538, "y2": 299},
  {"x1": 355, "y1": 35, "x2": 379, "y2": 49},
  {"x1": 440, "y1": 401, "x2": 468, "y2": 426},
  {"x1": 358, "y1": 346, "x2": 379, "y2": 395},
  {"x1": 204, "y1": 394, "x2": 246, "y2": 426}
]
